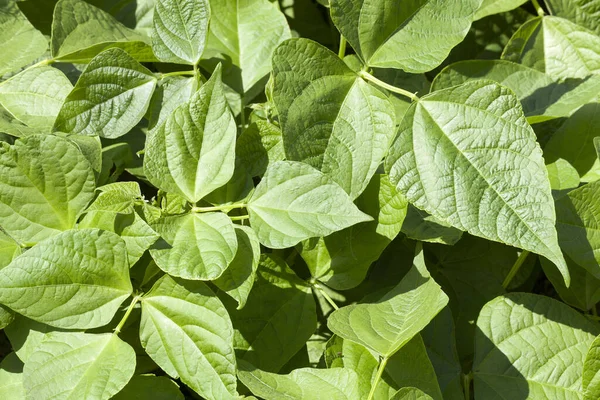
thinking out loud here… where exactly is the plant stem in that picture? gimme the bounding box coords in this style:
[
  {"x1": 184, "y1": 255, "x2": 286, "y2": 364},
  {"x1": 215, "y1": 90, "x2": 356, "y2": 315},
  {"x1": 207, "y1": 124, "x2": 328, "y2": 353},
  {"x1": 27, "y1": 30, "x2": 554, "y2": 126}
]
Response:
[
  {"x1": 158, "y1": 70, "x2": 196, "y2": 79},
  {"x1": 531, "y1": 0, "x2": 545, "y2": 16},
  {"x1": 338, "y1": 36, "x2": 347, "y2": 58},
  {"x1": 462, "y1": 372, "x2": 472, "y2": 400},
  {"x1": 367, "y1": 356, "x2": 389, "y2": 400},
  {"x1": 502, "y1": 250, "x2": 530, "y2": 289},
  {"x1": 313, "y1": 282, "x2": 339, "y2": 311},
  {"x1": 114, "y1": 295, "x2": 141, "y2": 335},
  {"x1": 359, "y1": 70, "x2": 419, "y2": 102},
  {"x1": 192, "y1": 203, "x2": 247, "y2": 213},
  {"x1": 229, "y1": 215, "x2": 249, "y2": 221}
]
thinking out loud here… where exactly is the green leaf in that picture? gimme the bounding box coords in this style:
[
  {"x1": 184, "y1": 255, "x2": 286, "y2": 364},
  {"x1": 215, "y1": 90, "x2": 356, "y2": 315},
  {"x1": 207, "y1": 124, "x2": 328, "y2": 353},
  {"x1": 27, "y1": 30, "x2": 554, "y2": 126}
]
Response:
[
  {"x1": 0, "y1": 134, "x2": 95, "y2": 245},
  {"x1": 238, "y1": 360, "x2": 361, "y2": 400},
  {"x1": 51, "y1": 0, "x2": 155, "y2": 62},
  {"x1": 330, "y1": 0, "x2": 481, "y2": 73},
  {"x1": 236, "y1": 119, "x2": 285, "y2": 178},
  {"x1": 544, "y1": 103, "x2": 600, "y2": 182},
  {"x1": 401, "y1": 205, "x2": 463, "y2": 245},
  {"x1": 271, "y1": 39, "x2": 396, "y2": 199},
  {"x1": 248, "y1": 161, "x2": 372, "y2": 248},
  {"x1": 391, "y1": 388, "x2": 434, "y2": 400},
  {"x1": 149, "y1": 212, "x2": 237, "y2": 280},
  {"x1": 432, "y1": 59, "x2": 600, "y2": 123},
  {"x1": 584, "y1": 334, "x2": 600, "y2": 400},
  {"x1": 546, "y1": 158, "x2": 581, "y2": 193},
  {"x1": 385, "y1": 79, "x2": 569, "y2": 284},
  {"x1": 0, "y1": 229, "x2": 20, "y2": 268},
  {"x1": 555, "y1": 180, "x2": 600, "y2": 278},
  {"x1": 0, "y1": 353, "x2": 25, "y2": 400},
  {"x1": 112, "y1": 375, "x2": 184, "y2": 400},
  {"x1": 299, "y1": 174, "x2": 408, "y2": 290},
  {"x1": 213, "y1": 225, "x2": 260, "y2": 309},
  {"x1": 0, "y1": 229, "x2": 132, "y2": 329},
  {"x1": 544, "y1": 0, "x2": 600, "y2": 36},
  {"x1": 328, "y1": 244, "x2": 449, "y2": 358},
  {"x1": 475, "y1": 0, "x2": 528, "y2": 20},
  {"x1": 4, "y1": 316, "x2": 59, "y2": 363},
  {"x1": 140, "y1": 275, "x2": 238, "y2": 399},
  {"x1": 595, "y1": 137, "x2": 600, "y2": 159},
  {"x1": 146, "y1": 75, "x2": 198, "y2": 130},
  {"x1": 152, "y1": 0, "x2": 210, "y2": 65},
  {"x1": 473, "y1": 293, "x2": 600, "y2": 398},
  {"x1": 227, "y1": 254, "x2": 317, "y2": 372},
  {"x1": 0, "y1": 0, "x2": 47, "y2": 76},
  {"x1": 0, "y1": 104, "x2": 41, "y2": 137},
  {"x1": 502, "y1": 15, "x2": 600, "y2": 79},
  {"x1": 202, "y1": 0, "x2": 290, "y2": 98},
  {"x1": 0, "y1": 66, "x2": 72, "y2": 130},
  {"x1": 54, "y1": 48, "x2": 157, "y2": 138},
  {"x1": 24, "y1": 331, "x2": 136, "y2": 400},
  {"x1": 144, "y1": 65, "x2": 236, "y2": 203}
]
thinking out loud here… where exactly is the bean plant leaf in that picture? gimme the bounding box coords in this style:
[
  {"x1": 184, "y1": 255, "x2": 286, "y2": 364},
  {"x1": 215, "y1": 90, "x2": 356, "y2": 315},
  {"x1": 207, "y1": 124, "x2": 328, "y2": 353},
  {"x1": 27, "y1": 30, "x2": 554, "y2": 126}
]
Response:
[
  {"x1": 146, "y1": 76, "x2": 199, "y2": 130},
  {"x1": 596, "y1": 137, "x2": 600, "y2": 159},
  {"x1": 0, "y1": 0, "x2": 47, "y2": 76},
  {"x1": 24, "y1": 332, "x2": 136, "y2": 400},
  {"x1": 328, "y1": 245, "x2": 449, "y2": 358},
  {"x1": 140, "y1": 275, "x2": 238, "y2": 399},
  {"x1": 474, "y1": 293, "x2": 600, "y2": 398},
  {"x1": 0, "y1": 353, "x2": 25, "y2": 400},
  {"x1": 213, "y1": 225, "x2": 260, "y2": 309},
  {"x1": 144, "y1": 65, "x2": 236, "y2": 203},
  {"x1": 401, "y1": 205, "x2": 463, "y2": 245},
  {"x1": 112, "y1": 375, "x2": 184, "y2": 400},
  {"x1": 238, "y1": 360, "x2": 361, "y2": 400},
  {"x1": 330, "y1": 0, "x2": 481, "y2": 73},
  {"x1": 152, "y1": 0, "x2": 210, "y2": 65},
  {"x1": 248, "y1": 161, "x2": 372, "y2": 249},
  {"x1": 474, "y1": 0, "x2": 528, "y2": 20},
  {"x1": 271, "y1": 39, "x2": 396, "y2": 199},
  {"x1": 502, "y1": 15, "x2": 600, "y2": 79},
  {"x1": 0, "y1": 134, "x2": 95, "y2": 246},
  {"x1": 584, "y1": 334, "x2": 600, "y2": 400},
  {"x1": 0, "y1": 229, "x2": 132, "y2": 329},
  {"x1": 385, "y1": 80, "x2": 569, "y2": 284},
  {"x1": 0, "y1": 66, "x2": 73, "y2": 130},
  {"x1": 202, "y1": 0, "x2": 290, "y2": 98},
  {"x1": 391, "y1": 388, "x2": 434, "y2": 400},
  {"x1": 54, "y1": 48, "x2": 157, "y2": 138},
  {"x1": 236, "y1": 119, "x2": 285, "y2": 178},
  {"x1": 544, "y1": 0, "x2": 600, "y2": 35},
  {"x1": 149, "y1": 212, "x2": 238, "y2": 280},
  {"x1": 0, "y1": 230, "x2": 20, "y2": 268},
  {"x1": 51, "y1": 0, "x2": 155, "y2": 62}
]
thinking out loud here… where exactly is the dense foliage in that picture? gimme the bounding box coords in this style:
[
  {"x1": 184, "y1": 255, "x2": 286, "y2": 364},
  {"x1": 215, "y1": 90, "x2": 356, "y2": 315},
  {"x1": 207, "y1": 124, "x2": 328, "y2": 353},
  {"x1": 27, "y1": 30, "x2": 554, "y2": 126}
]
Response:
[{"x1": 0, "y1": 0, "x2": 599, "y2": 399}]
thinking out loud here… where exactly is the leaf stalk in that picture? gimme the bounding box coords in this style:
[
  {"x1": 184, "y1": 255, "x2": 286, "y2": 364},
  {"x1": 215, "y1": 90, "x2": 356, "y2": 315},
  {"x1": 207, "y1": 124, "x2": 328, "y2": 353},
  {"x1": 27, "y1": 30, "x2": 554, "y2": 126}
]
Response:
[
  {"x1": 359, "y1": 70, "x2": 420, "y2": 102},
  {"x1": 502, "y1": 250, "x2": 530, "y2": 289},
  {"x1": 192, "y1": 203, "x2": 247, "y2": 213},
  {"x1": 313, "y1": 282, "x2": 339, "y2": 311},
  {"x1": 114, "y1": 295, "x2": 141, "y2": 335},
  {"x1": 338, "y1": 36, "x2": 347, "y2": 58},
  {"x1": 367, "y1": 356, "x2": 389, "y2": 400},
  {"x1": 531, "y1": 0, "x2": 545, "y2": 16},
  {"x1": 158, "y1": 70, "x2": 196, "y2": 79}
]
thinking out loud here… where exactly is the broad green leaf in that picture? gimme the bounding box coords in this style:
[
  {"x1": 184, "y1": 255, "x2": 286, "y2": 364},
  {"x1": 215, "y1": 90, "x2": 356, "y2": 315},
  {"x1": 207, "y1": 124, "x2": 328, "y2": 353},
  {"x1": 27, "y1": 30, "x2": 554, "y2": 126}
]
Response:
[
  {"x1": 0, "y1": 66, "x2": 72, "y2": 130},
  {"x1": 0, "y1": 104, "x2": 41, "y2": 137},
  {"x1": 236, "y1": 120, "x2": 284, "y2": 178},
  {"x1": 0, "y1": 229, "x2": 20, "y2": 268},
  {"x1": 401, "y1": 205, "x2": 463, "y2": 245},
  {"x1": 0, "y1": 304, "x2": 13, "y2": 329},
  {"x1": 144, "y1": 65, "x2": 236, "y2": 203},
  {"x1": 248, "y1": 161, "x2": 372, "y2": 249},
  {"x1": 140, "y1": 275, "x2": 238, "y2": 399},
  {"x1": 0, "y1": 0, "x2": 47, "y2": 76},
  {"x1": 391, "y1": 388, "x2": 434, "y2": 400},
  {"x1": 502, "y1": 16, "x2": 600, "y2": 79},
  {"x1": 0, "y1": 134, "x2": 95, "y2": 245},
  {"x1": 146, "y1": 75, "x2": 198, "y2": 130},
  {"x1": 89, "y1": 181, "x2": 143, "y2": 212},
  {"x1": 546, "y1": 158, "x2": 580, "y2": 193},
  {"x1": 0, "y1": 229, "x2": 132, "y2": 329},
  {"x1": 475, "y1": 0, "x2": 528, "y2": 20},
  {"x1": 0, "y1": 353, "x2": 25, "y2": 400},
  {"x1": 152, "y1": 0, "x2": 210, "y2": 64},
  {"x1": 328, "y1": 245, "x2": 449, "y2": 358},
  {"x1": 4, "y1": 316, "x2": 60, "y2": 363},
  {"x1": 51, "y1": 0, "x2": 155, "y2": 62},
  {"x1": 24, "y1": 332, "x2": 136, "y2": 400},
  {"x1": 385, "y1": 80, "x2": 569, "y2": 284},
  {"x1": 112, "y1": 375, "x2": 184, "y2": 400},
  {"x1": 474, "y1": 293, "x2": 600, "y2": 399},
  {"x1": 555, "y1": 180, "x2": 600, "y2": 277},
  {"x1": 238, "y1": 360, "x2": 361, "y2": 400},
  {"x1": 299, "y1": 174, "x2": 408, "y2": 290},
  {"x1": 432, "y1": 59, "x2": 600, "y2": 123},
  {"x1": 54, "y1": 48, "x2": 157, "y2": 138},
  {"x1": 202, "y1": 0, "x2": 290, "y2": 99},
  {"x1": 544, "y1": 103, "x2": 600, "y2": 182},
  {"x1": 226, "y1": 255, "x2": 317, "y2": 372},
  {"x1": 544, "y1": 0, "x2": 600, "y2": 36},
  {"x1": 214, "y1": 225, "x2": 260, "y2": 309},
  {"x1": 330, "y1": 0, "x2": 481, "y2": 73},
  {"x1": 542, "y1": 254, "x2": 600, "y2": 311},
  {"x1": 149, "y1": 212, "x2": 237, "y2": 280},
  {"x1": 271, "y1": 39, "x2": 396, "y2": 198},
  {"x1": 584, "y1": 334, "x2": 600, "y2": 400}
]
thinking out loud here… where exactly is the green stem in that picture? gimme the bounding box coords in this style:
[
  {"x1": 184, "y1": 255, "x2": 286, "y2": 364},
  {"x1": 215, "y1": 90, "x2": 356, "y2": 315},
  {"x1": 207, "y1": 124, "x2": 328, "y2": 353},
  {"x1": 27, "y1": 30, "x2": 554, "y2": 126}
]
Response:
[
  {"x1": 502, "y1": 250, "x2": 530, "y2": 289},
  {"x1": 531, "y1": 0, "x2": 545, "y2": 16},
  {"x1": 462, "y1": 372, "x2": 472, "y2": 400},
  {"x1": 229, "y1": 215, "x2": 249, "y2": 221},
  {"x1": 313, "y1": 282, "x2": 339, "y2": 311},
  {"x1": 192, "y1": 203, "x2": 247, "y2": 213},
  {"x1": 338, "y1": 36, "x2": 347, "y2": 58},
  {"x1": 158, "y1": 70, "x2": 196, "y2": 79},
  {"x1": 114, "y1": 295, "x2": 141, "y2": 335},
  {"x1": 367, "y1": 356, "x2": 389, "y2": 400},
  {"x1": 359, "y1": 71, "x2": 419, "y2": 102}
]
